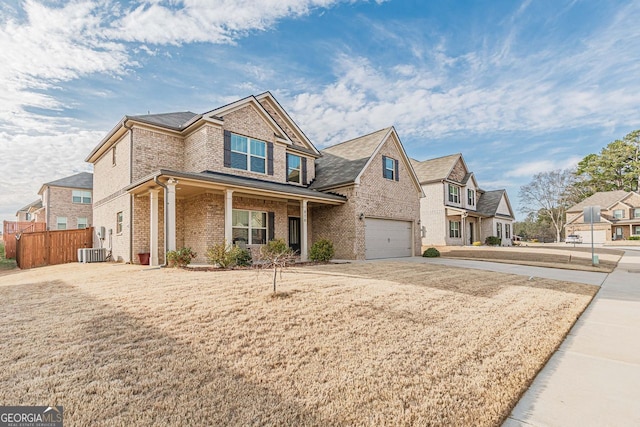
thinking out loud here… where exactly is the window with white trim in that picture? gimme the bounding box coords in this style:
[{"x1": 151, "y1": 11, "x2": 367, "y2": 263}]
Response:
[
  {"x1": 57, "y1": 216, "x2": 67, "y2": 230},
  {"x1": 232, "y1": 209, "x2": 267, "y2": 245},
  {"x1": 287, "y1": 154, "x2": 301, "y2": 183},
  {"x1": 448, "y1": 185, "x2": 460, "y2": 203},
  {"x1": 77, "y1": 217, "x2": 88, "y2": 229},
  {"x1": 505, "y1": 223, "x2": 511, "y2": 239},
  {"x1": 72, "y1": 190, "x2": 92, "y2": 204},
  {"x1": 116, "y1": 211, "x2": 123, "y2": 234},
  {"x1": 467, "y1": 189, "x2": 475, "y2": 206},
  {"x1": 230, "y1": 134, "x2": 266, "y2": 173},
  {"x1": 634, "y1": 225, "x2": 640, "y2": 235},
  {"x1": 449, "y1": 220, "x2": 460, "y2": 238},
  {"x1": 613, "y1": 209, "x2": 624, "y2": 219},
  {"x1": 634, "y1": 208, "x2": 640, "y2": 218},
  {"x1": 497, "y1": 222, "x2": 502, "y2": 238}
]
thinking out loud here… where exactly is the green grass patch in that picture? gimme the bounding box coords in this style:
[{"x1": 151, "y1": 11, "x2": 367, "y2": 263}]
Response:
[{"x1": 0, "y1": 240, "x2": 17, "y2": 270}]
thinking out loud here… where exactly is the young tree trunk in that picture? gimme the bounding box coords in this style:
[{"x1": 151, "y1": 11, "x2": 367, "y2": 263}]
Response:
[{"x1": 273, "y1": 266, "x2": 277, "y2": 293}]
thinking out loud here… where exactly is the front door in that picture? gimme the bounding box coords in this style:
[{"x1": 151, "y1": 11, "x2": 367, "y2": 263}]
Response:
[
  {"x1": 469, "y1": 222, "x2": 474, "y2": 245},
  {"x1": 288, "y1": 217, "x2": 301, "y2": 253}
]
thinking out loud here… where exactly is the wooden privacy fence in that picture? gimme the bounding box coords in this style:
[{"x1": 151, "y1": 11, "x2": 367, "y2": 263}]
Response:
[
  {"x1": 16, "y1": 227, "x2": 93, "y2": 269},
  {"x1": 2, "y1": 221, "x2": 47, "y2": 259}
]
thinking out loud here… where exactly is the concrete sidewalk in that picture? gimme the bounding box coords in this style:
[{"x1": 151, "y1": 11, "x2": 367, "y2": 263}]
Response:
[
  {"x1": 503, "y1": 249, "x2": 640, "y2": 426},
  {"x1": 390, "y1": 256, "x2": 609, "y2": 286}
]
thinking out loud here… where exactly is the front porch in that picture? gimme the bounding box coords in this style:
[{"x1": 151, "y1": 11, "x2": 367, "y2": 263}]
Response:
[
  {"x1": 445, "y1": 208, "x2": 485, "y2": 246},
  {"x1": 127, "y1": 170, "x2": 345, "y2": 265}
]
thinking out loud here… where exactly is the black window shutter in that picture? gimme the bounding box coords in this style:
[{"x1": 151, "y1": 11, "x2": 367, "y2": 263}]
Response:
[
  {"x1": 223, "y1": 130, "x2": 231, "y2": 168},
  {"x1": 302, "y1": 157, "x2": 307, "y2": 185},
  {"x1": 267, "y1": 142, "x2": 274, "y2": 175},
  {"x1": 395, "y1": 159, "x2": 399, "y2": 181},
  {"x1": 382, "y1": 155, "x2": 387, "y2": 177},
  {"x1": 268, "y1": 212, "x2": 275, "y2": 241},
  {"x1": 286, "y1": 153, "x2": 289, "y2": 176}
]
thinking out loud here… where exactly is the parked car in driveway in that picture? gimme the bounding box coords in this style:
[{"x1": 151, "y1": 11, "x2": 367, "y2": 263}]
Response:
[{"x1": 565, "y1": 234, "x2": 583, "y2": 244}]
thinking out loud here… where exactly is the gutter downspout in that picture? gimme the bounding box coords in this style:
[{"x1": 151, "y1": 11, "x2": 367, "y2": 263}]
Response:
[
  {"x1": 124, "y1": 120, "x2": 134, "y2": 264},
  {"x1": 154, "y1": 175, "x2": 168, "y2": 267}
]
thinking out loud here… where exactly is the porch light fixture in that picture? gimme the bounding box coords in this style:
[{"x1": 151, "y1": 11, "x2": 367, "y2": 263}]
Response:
[{"x1": 358, "y1": 213, "x2": 365, "y2": 220}]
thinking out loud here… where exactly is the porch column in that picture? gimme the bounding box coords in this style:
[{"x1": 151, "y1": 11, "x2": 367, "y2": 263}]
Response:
[
  {"x1": 461, "y1": 213, "x2": 467, "y2": 245},
  {"x1": 166, "y1": 178, "x2": 177, "y2": 252},
  {"x1": 224, "y1": 189, "x2": 234, "y2": 245},
  {"x1": 149, "y1": 189, "x2": 159, "y2": 266},
  {"x1": 300, "y1": 199, "x2": 308, "y2": 261}
]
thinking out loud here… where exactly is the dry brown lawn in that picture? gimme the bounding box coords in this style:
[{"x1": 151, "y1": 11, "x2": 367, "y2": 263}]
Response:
[
  {"x1": 438, "y1": 245, "x2": 622, "y2": 272},
  {"x1": 0, "y1": 261, "x2": 597, "y2": 426}
]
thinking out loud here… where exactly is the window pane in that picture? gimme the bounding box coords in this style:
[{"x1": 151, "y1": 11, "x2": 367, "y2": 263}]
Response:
[
  {"x1": 83, "y1": 196, "x2": 91, "y2": 204},
  {"x1": 251, "y1": 140, "x2": 266, "y2": 157},
  {"x1": 73, "y1": 196, "x2": 82, "y2": 203},
  {"x1": 385, "y1": 158, "x2": 394, "y2": 170},
  {"x1": 288, "y1": 169, "x2": 300, "y2": 183},
  {"x1": 288, "y1": 154, "x2": 300, "y2": 169},
  {"x1": 252, "y1": 228, "x2": 266, "y2": 245},
  {"x1": 232, "y1": 210, "x2": 249, "y2": 227},
  {"x1": 231, "y1": 152, "x2": 247, "y2": 170},
  {"x1": 231, "y1": 135, "x2": 248, "y2": 153},
  {"x1": 250, "y1": 156, "x2": 265, "y2": 173},
  {"x1": 251, "y1": 211, "x2": 266, "y2": 228},
  {"x1": 232, "y1": 228, "x2": 249, "y2": 243}
]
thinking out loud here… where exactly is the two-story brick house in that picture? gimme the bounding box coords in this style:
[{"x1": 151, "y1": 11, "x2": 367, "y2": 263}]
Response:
[
  {"x1": 34, "y1": 172, "x2": 94, "y2": 230},
  {"x1": 86, "y1": 92, "x2": 422, "y2": 264},
  {"x1": 565, "y1": 190, "x2": 640, "y2": 243},
  {"x1": 411, "y1": 153, "x2": 515, "y2": 247}
]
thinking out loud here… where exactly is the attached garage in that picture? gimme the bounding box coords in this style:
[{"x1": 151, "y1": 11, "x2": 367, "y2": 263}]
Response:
[
  {"x1": 364, "y1": 218, "x2": 413, "y2": 259},
  {"x1": 575, "y1": 229, "x2": 607, "y2": 244}
]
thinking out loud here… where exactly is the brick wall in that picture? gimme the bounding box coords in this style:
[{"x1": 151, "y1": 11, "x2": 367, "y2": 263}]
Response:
[
  {"x1": 259, "y1": 97, "x2": 304, "y2": 146},
  {"x1": 132, "y1": 127, "x2": 184, "y2": 181},
  {"x1": 312, "y1": 135, "x2": 421, "y2": 260},
  {"x1": 46, "y1": 186, "x2": 93, "y2": 230}
]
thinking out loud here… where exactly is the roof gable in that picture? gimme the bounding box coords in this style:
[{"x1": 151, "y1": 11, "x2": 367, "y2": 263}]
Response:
[
  {"x1": 128, "y1": 112, "x2": 199, "y2": 130},
  {"x1": 310, "y1": 127, "x2": 422, "y2": 194},
  {"x1": 476, "y1": 189, "x2": 515, "y2": 219},
  {"x1": 411, "y1": 153, "x2": 464, "y2": 183},
  {"x1": 567, "y1": 190, "x2": 632, "y2": 212},
  {"x1": 38, "y1": 172, "x2": 93, "y2": 195}
]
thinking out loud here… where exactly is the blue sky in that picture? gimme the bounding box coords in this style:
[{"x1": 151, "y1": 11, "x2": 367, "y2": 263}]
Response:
[{"x1": 1, "y1": 0, "x2": 639, "y2": 224}]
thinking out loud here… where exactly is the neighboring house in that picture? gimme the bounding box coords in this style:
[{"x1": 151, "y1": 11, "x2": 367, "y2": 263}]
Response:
[
  {"x1": 85, "y1": 92, "x2": 422, "y2": 264},
  {"x1": 15, "y1": 199, "x2": 43, "y2": 222},
  {"x1": 37, "y1": 172, "x2": 94, "y2": 230},
  {"x1": 411, "y1": 153, "x2": 515, "y2": 247},
  {"x1": 565, "y1": 190, "x2": 640, "y2": 243}
]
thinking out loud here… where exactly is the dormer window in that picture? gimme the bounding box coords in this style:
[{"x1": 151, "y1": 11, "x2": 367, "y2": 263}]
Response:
[
  {"x1": 467, "y1": 189, "x2": 475, "y2": 206},
  {"x1": 448, "y1": 184, "x2": 460, "y2": 203},
  {"x1": 287, "y1": 154, "x2": 301, "y2": 184},
  {"x1": 613, "y1": 209, "x2": 624, "y2": 219}
]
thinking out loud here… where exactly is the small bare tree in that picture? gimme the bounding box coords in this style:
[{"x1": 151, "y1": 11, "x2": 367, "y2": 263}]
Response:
[{"x1": 257, "y1": 238, "x2": 297, "y2": 294}]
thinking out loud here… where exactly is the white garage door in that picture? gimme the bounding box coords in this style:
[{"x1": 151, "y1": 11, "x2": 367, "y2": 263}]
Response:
[
  {"x1": 365, "y1": 218, "x2": 412, "y2": 259},
  {"x1": 575, "y1": 230, "x2": 607, "y2": 244}
]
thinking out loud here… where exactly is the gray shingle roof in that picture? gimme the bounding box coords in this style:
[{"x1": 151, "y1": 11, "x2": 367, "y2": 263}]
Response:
[
  {"x1": 44, "y1": 172, "x2": 93, "y2": 189},
  {"x1": 566, "y1": 190, "x2": 631, "y2": 212},
  {"x1": 310, "y1": 128, "x2": 391, "y2": 190},
  {"x1": 476, "y1": 189, "x2": 509, "y2": 217},
  {"x1": 127, "y1": 169, "x2": 346, "y2": 203},
  {"x1": 129, "y1": 112, "x2": 199, "y2": 130},
  {"x1": 410, "y1": 153, "x2": 461, "y2": 183},
  {"x1": 17, "y1": 199, "x2": 42, "y2": 213}
]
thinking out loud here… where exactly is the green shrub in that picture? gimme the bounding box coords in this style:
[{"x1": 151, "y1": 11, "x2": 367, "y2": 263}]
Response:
[
  {"x1": 166, "y1": 247, "x2": 196, "y2": 267},
  {"x1": 422, "y1": 247, "x2": 440, "y2": 257},
  {"x1": 309, "y1": 239, "x2": 335, "y2": 262},
  {"x1": 206, "y1": 242, "x2": 252, "y2": 268},
  {"x1": 261, "y1": 238, "x2": 290, "y2": 257},
  {"x1": 485, "y1": 236, "x2": 502, "y2": 246},
  {"x1": 628, "y1": 236, "x2": 640, "y2": 240}
]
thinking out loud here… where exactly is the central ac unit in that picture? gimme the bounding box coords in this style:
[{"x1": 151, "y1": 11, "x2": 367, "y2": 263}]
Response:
[{"x1": 78, "y1": 248, "x2": 107, "y2": 263}]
